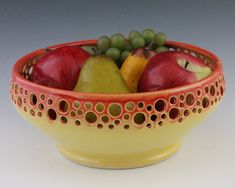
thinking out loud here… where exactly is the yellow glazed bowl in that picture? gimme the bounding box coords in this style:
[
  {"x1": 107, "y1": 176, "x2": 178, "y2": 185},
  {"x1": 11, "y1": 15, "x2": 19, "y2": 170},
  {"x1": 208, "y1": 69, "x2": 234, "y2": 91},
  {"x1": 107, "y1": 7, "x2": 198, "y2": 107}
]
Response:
[{"x1": 10, "y1": 40, "x2": 225, "y2": 169}]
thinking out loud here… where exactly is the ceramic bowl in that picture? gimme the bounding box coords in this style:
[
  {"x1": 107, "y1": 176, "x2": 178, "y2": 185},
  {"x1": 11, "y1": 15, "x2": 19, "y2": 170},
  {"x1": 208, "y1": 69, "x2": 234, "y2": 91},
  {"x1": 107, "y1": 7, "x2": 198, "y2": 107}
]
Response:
[{"x1": 10, "y1": 40, "x2": 225, "y2": 169}]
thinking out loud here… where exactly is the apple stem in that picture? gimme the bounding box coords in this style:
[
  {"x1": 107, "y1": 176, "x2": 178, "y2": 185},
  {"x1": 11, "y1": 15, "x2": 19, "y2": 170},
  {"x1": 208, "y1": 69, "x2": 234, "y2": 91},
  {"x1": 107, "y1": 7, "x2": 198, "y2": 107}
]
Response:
[
  {"x1": 45, "y1": 48, "x2": 52, "y2": 52},
  {"x1": 185, "y1": 61, "x2": 189, "y2": 69}
]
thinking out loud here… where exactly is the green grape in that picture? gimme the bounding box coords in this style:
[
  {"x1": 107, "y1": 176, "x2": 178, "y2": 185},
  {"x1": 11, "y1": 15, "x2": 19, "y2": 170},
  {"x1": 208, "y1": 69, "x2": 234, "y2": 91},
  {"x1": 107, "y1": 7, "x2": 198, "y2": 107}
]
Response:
[
  {"x1": 142, "y1": 28, "x2": 155, "y2": 45},
  {"x1": 128, "y1": 30, "x2": 141, "y2": 41},
  {"x1": 120, "y1": 51, "x2": 130, "y2": 62},
  {"x1": 81, "y1": 45, "x2": 97, "y2": 55},
  {"x1": 123, "y1": 40, "x2": 132, "y2": 51},
  {"x1": 97, "y1": 36, "x2": 110, "y2": 53},
  {"x1": 156, "y1": 46, "x2": 168, "y2": 53},
  {"x1": 111, "y1": 33, "x2": 125, "y2": 50},
  {"x1": 154, "y1": 32, "x2": 167, "y2": 46},
  {"x1": 131, "y1": 36, "x2": 145, "y2": 49},
  {"x1": 105, "y1": 47, "x2": 121, "y2": 61}
]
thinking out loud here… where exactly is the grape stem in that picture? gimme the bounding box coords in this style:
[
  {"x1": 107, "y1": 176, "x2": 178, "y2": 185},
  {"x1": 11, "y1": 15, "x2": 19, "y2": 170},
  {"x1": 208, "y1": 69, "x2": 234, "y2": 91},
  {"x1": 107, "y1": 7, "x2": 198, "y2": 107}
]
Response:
[
  {"x1": 146, "y1": 41, "x2": 157, "y2": 51},
  {"x1": 143, "y1": 41, "x2": 157, "y2": 58}
]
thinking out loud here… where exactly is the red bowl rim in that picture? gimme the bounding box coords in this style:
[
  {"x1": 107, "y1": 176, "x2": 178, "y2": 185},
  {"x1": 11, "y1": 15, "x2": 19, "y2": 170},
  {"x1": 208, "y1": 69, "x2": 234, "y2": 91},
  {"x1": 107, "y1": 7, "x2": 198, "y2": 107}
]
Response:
[{"x1": 12, "y1": 40, "x2": 223, "y2": 100}]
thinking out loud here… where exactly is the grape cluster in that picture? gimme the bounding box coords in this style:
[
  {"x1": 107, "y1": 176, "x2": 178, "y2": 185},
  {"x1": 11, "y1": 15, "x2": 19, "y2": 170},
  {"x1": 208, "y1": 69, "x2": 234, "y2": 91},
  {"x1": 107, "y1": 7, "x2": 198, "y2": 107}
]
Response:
[{"x1": 83, "y1": 29, "x2": 168, "y2": 67}]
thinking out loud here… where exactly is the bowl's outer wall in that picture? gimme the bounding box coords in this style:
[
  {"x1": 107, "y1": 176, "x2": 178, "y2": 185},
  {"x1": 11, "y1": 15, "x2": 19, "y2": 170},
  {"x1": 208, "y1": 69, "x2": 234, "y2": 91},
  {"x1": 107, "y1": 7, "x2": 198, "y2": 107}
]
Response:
[{"x1": 10, "y1": 40, "x2": 225, "y2": 168}]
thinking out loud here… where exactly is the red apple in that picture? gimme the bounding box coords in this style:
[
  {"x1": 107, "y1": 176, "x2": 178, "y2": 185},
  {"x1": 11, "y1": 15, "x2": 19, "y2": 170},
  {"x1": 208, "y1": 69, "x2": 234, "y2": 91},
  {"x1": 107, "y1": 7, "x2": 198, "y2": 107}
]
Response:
[
  {"x1": 138, "y1": 51, "x2": 212, "y2": 92},
  {"x1": 31, "y1": 46, "x2": 90, "y2": 90}
]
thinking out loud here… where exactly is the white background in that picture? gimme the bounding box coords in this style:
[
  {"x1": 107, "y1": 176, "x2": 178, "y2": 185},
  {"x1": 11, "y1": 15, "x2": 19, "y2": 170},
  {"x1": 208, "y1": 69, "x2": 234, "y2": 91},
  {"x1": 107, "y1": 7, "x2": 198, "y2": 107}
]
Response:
[{"x1": 0, "y1": 0, "x2": 234, "y2": 187}]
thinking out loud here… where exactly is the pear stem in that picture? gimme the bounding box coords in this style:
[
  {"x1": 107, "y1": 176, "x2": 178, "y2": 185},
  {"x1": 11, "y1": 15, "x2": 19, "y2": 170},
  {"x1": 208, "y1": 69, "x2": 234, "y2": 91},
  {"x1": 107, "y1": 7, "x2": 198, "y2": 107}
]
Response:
[{"x1": 91, "y1": 47, "x2": 100, "y2": 56}]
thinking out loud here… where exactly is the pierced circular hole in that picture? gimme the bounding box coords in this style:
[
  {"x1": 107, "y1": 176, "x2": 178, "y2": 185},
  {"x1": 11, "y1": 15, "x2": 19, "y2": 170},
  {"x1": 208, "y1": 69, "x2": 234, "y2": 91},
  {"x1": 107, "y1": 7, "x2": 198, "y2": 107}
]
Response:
[
  {"x1": 198, "y1": 108, "x2": 202, "y2": 113},
  {"x1": 70, "y1": 110, "x2": 76, "y2": 117},
  {"x1": 108, "y1": 124, "x2": 114, "y2": 129},
  {"x1": 47, "y1": 108, "x2": 57, "y2": 120},
  {"x1": 155, "y1": 99, "x2": 166, "y2": 112},
  {"x1": 125, "y1": 102, "x2": 135, "y2": 112},
  {"x1": 211, "y1": 101, "x2": 214, "y2": 105},
  {"x1": 123, "y1": 114, "x2": 130, "y2": 120},
  {"x1": 48, "y1": 99, "x2": 53, "y2": 105},
  {"x1": 73, "y1": 101, "x2": 80, "y2": 108},
  {"x1": 192, "y1": 108, "x2": 197, "y2": 113},
  {"x1": 24, "y1": 90, "x2": 28, "y2": 96},
  {"x1": 101, "y1": 115, "x2": 109, "y2": 123},
  {"x1": 85, "y1": 112, "x2": 97, "y2": 124},
  {"x1": 40, "y1": 94, "x2": 45, "y2": 100},
  {"x1": 202, "y1": 97, "x2": 210, "y2": 108},
  {"x1": 97, "y1": 124, "x2": 103, "y2": 129},
  {"x1": 75, "y1": 120, "x2": 81, "y2": 126},
  {"x1": 158, "y1": 121, "x2": 163, "y2": 126},
  {"x1": 30, "y1": 109, "x2": 35, "y2": 116},
  {"x1": 38, "y1": 112, "x2": 42, "y2": 117},
  {"x1": 124, "y1": 124, "x2": 130, "y2": 129},
  {"x1": 180, "y1": 102, "x2": 184, "y2": 107},
  {"x1": 137, "y1": 102, "x2": 144, "y2": 109},
  {"x1": 133, "y1": 113, "x2": 146, "y2": 125},
  {"x1": 196, "y1": 89, "x2": 202, "y2": 96},
  {"x1": 184, "y1": 109, "x2": 190, "y2": 117},
  {"x1": 161, "y1": 114, "x2": 166, "y2": 119},
  {"x1": 17, "y1": 96, "x2": 22, "y2": 107},
  {"x1": 186, "y1": 93, "x2": 195, "y2": 106},
  {"x1": 60, "y1": 116, "x2": 68, "y2": 124},
  {"x1": 38, "y1": 103, "x2": 44, "y2": 111},
  {"x1": 20, "y1": 87, "x2": 23, "y2": 94},
  {"x1": 146, "y1": 105, "x2": 152, "y2": 111},
  {"x1": 178, "y1": 118, "x2": 183, "y2": 123},
  {"x1": 210, "y1": 85, "x2": 215, "y2": 96},
  {"x1": 169, "y1": 108, "x2": 180, "y2": 119},
  {"x1": 150, "y1": 114, "x2": 157, "y2": 122},
  {"x1": 14, "y1": 84, "x2": 18, "y2": 95},
  {"x1": 179, "y1": 95, "x2": 184, "y2": 101},
  {"x1": 114, "y1": 120, "x2": 120, "y2": 125},
  {"x1": 58, "y1": 100, "x2": 69, "y2": 113},
  {"x1": 23, "y1": 98, "x2": 26, "y2": 103},
  {"x1": 108, "y1": 103, "x2": 122, "y2": 117},
  {"x1": 77, "y1": 109, "x2": 83, "y2": 116},
  {"x1": 215, "y1": 98, "x2": 218, "y2": 103},
  {"x1": 146, "y1": 123, "x2": 152, "y2": 128},
  {"x1": 85, "y1": 102, "x2": 92, "y2": 110},
  {"x1": 29, "y1": 94, "x2": 37, "y2": 106},
  {"x1": 204, "y1": 86, "x2": 209, "y2": 94},
  {"x1": 220, "y1": 86, "x2": 224, "y2": 96},
  {"x1": 197, "y1": 101, "x2": 200, "y2": 106},
  {"x1": 170, "y1": 96, "x2": 177, "y2": 105},
  {"x1": 215, "y1": 81, "x2": 218, "y2": 87},
  {"x1": 95, "y1": 103, "x2": 105, "y2": 113}
]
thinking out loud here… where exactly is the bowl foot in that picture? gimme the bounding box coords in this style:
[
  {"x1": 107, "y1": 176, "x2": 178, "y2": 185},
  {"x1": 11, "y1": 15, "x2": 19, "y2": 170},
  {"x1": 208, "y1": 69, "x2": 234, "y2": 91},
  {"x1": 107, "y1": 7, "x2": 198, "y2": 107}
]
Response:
[{"x1": 58, "y1": 141, "x2": 182, "y2": 169}]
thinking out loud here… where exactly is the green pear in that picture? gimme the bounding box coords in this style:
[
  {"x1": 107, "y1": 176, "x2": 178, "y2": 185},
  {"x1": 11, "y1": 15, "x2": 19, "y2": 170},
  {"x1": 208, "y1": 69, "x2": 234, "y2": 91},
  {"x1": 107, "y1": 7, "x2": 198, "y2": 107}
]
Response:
[{"x1": 73, "y1": 55, "x2": 131, "y2": 94}]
